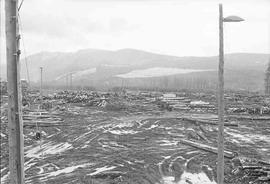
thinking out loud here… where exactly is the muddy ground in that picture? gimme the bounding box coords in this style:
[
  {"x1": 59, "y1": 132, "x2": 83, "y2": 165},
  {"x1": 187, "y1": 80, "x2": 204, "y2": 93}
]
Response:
[{"x1": 1, "y1": 92, "x2": 270, "y2": 184}]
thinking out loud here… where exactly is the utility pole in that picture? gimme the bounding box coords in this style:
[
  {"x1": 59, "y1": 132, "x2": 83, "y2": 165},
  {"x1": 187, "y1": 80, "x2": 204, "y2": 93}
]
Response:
[
  {"x1": 70, "y1": 73, "x2": 72, "y2": 90},
  {"x1": 66, "y1": 74, "x2": 69, "y2": 90},
  {"x1": 217, "y1": 4, "x2": 225, "y2": 184},
  {"x1": 40, "y1": 67, "x2": 43, "y2": 98},
  {"x1": 5, "y1": 0, "x2": 25, "y2": 183},
  {"x1": 24, "y1": 56, "x2": 30, "y2": 88}
]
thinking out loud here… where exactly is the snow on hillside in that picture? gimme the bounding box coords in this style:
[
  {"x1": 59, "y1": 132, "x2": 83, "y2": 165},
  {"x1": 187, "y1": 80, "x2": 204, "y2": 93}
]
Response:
[
  {"x1": 55, "y1": 73, "x2": 68, "y2": 81},
  {"x1": 54, "y1": 68, "x2": 96, "y2": 80},
  {"x1": 72, "y1": 68, "x2": 96, "y2": 79},
  {"x1": 116, "y1": 67, "x2": 211, "y2": 78},
  {"x1": 102, "y1": 64, "x2": 130, "y2": 67}
]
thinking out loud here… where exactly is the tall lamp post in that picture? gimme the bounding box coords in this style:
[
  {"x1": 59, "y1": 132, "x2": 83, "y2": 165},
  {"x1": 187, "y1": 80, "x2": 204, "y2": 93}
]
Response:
[{"x1": 217, "y1": 4, "x2": 244, "y2": 184}]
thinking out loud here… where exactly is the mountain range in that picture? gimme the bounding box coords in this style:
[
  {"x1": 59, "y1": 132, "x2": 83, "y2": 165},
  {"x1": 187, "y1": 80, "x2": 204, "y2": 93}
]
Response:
[{"x1": 1, "y1": 48, "x2": 270, "y2": 91}]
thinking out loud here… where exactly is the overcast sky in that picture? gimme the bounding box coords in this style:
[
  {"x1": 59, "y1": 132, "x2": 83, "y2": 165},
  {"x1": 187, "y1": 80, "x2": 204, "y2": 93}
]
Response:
[{"x1": 1, "y1": 0, "x2": 270, "y2": 65}]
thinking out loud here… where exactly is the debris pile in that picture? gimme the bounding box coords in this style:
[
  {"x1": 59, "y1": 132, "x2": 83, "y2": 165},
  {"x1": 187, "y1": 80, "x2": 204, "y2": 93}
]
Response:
[
  {"x1": 156, "y1": 93, "x2": 190, "y2": 111},
  {"x1": 48, "y1": 91, "x2": 158, "y2": 113},
  {"x1": 229, "y1": 157, "x2": 270, "y2": 183},
  {"x1": 53, "y1": 90, "x2": 99, "y2": 103},
  {"x1": 226, "y1": 93, "x2": 270, "y2": 115},
  {"x1": 189, "y1": 100, "x2": 216, "y2": 112},
  {"x1": 156, "y1": 93, "x2": 216, "y2": 112}
]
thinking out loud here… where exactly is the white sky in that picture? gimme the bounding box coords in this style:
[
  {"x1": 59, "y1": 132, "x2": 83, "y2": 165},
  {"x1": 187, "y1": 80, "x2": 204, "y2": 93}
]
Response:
[{"x1": 0, "y1": 0, "x2": 270, "y2": 66}]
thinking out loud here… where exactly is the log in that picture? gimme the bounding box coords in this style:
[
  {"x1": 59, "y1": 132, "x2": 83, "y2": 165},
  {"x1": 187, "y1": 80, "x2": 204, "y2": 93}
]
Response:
[
  {"x1": 23, "y1": 115, "x2": 60, "y2": 119},
  {"x1": 228, "y1": 115, "x2": 270, "y2": 121},
  {"x1": 178, "y1": 139, "x2": 235, "y2": 158},
  {"x1": 22, "y1": 119, "x2": 66, "y2": 127},
  {"x1": 180, "y1": 117, "x2": 238, "y2": 127},
  {"x1": 258, "y1": 176, "x2": 270, "y2": 181},
  {"x1": 23, "y1": 117, "x2": 62, "y2": 121},
  {"x1": 23, "y1": 123, "x2": 71, "y2": 127},
  {"x1": 258, "y1": 160, "x2": 270, "y2": 166},
  {"x1": 195, "y1": 131, "x2": 210, "y2": 143},
  {"x1": 242, "y1": 166, "x2": 262, "y2": 170},
  {"x1": 23, "y1": 120, "x2": 63, "y2": 124},
  {"x1": 263, "y1": 167, "x2": 270, "y2": 171}
]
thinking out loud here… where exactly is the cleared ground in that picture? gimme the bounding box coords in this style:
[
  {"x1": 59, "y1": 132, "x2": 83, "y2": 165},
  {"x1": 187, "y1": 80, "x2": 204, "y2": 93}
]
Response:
[{"x1": 1, "y1": 92, "x2": 270, "y2": 184}]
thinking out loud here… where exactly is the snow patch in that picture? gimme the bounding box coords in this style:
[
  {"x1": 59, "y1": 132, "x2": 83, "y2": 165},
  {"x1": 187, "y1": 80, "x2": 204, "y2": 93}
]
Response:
[
  {"x1": 72, "y1": 68, "x2": 96, "y2": 79},
  {"x1": 190, "y1": 101, "x2": 209, "y2": 105},
  {"x1": 24, "y1": 158, "x2": 37, "y2": 171},
  {"x1": 116, "y1": 67, "x2": 211, "y2": 78},
  {"x1": 47, "y1": 163, "x2": 91, "y2": 177},
  {"x1": 160, "y1": 139, "x2": 178, "y2": 146},
  {"x1": 1, "y1": 132, "x2": 6, "y2": 138},
  {"x1": 102, "y1": 64, "x2": 129, "y2": 67},
  {"x1": 109, "y1": 129, "x2": 138, "y2": 135},
  {"x1": 88, "y1": 166, "x2": 116, "y2": 176},
  {"x1": 114, "y1": 121, "x2": 135, "y2": 128},
  {"x1": 146, "y1": 124, "x2": 159, "y2": 130},
  {"x1": 1, "y1": 172, "x2": 9, "y2": 183},
  {"x1": 162, "y1": 171, "x2": 216, "y2": 184},
  {"x1": 25, "y1": 142, "x2": 72, "y2": 158},
  {"x1": 178, "y1": 171, "x2": 216, "y2": 184},
  {"x1": 55, "y1": 68, "x2": 96, "y2": 80}
]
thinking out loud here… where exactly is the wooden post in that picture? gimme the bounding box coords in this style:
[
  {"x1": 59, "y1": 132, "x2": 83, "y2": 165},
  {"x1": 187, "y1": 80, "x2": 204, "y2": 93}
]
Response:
[
  {"x1": 5, "y1": 0, "x2": 25, "y2": 183},
  {"x1": 217, "y1": 4, "x2": 224, "y2": 184}
]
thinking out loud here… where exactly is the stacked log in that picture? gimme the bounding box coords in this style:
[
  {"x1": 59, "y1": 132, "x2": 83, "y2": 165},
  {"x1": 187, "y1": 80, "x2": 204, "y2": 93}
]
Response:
[
  {"x1": 241, "y1": 164, "x2": 270, "y2": 182},
  {"x1": 22, "y1": 111, "x2": 66, "y2": 127}
]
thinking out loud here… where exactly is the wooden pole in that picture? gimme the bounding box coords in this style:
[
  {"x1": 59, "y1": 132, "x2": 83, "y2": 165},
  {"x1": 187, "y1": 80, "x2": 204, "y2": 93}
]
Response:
[
  {"x1": 40, "y1": 67, "x2": 43, "y2": 97},
  {"x1": 5, "y1": 0, "x2": 25, "y2": 183},
  {"x1": 66, "y1": 74, "x2": 68, "y2": 90},
  {"x1": 70, "y1": 73, "x2": 72, "y2": 90},
  {"x1": 217, "y1": 4, "x2": 224, "y2": 184}
]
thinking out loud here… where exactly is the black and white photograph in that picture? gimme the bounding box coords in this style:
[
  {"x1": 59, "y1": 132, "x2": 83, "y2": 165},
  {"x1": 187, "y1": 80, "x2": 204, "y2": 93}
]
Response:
[{"x1": 0, "y1": 0, "x2": 270, "y2": 183}]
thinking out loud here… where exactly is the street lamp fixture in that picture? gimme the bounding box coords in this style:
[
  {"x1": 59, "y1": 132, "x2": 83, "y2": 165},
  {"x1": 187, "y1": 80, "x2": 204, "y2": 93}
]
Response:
[
  {"x1": 217, "y1": 4, "x2": 244, "y2": 184},
  {"x1": 223, "y1": 15, "x2": 245, "y2": 22}
]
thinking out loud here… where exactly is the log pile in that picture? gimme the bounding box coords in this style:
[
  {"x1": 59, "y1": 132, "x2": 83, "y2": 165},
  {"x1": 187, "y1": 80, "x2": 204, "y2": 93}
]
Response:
[
  {"x1": 189, "y1": 100, "x2": 216, "y2": 112},
  {"x1": 235, "y1": 157, "x2": 270, "y2": 182},
  {"x1": 23, "y1": 111, "x2": 66, "y2": 127},
  {"x1": 178, "y1": 139, "x2": 270, "y2": 181}
]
